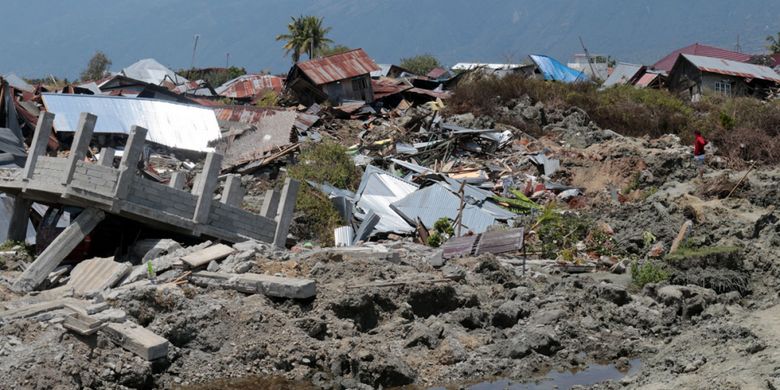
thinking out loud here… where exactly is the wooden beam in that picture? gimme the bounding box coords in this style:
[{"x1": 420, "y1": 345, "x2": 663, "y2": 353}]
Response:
[
  {"x1": 12, "y1": 208, "x2": 105, "y2": 293},
  {"x1": 273, "y1": 178, "x2": 300, "y2": 248},
  {"x1": 62, "y1": 112, "x2": 97, "y2": 185},
  {"x1": 22, "y1": 112, "x2": 54, "y2": 181}
]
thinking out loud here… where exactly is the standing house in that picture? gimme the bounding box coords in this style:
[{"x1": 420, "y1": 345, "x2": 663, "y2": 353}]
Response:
[
  {"x1": 667, "y1": 54, "x2": 780, "y2": 100},
  {"x1": 286, "y1": 49, "x2": 380, "y2": 105}
]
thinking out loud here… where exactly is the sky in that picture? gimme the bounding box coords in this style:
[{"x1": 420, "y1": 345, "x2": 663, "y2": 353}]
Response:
[{"x1": 1, "y1": 0, "x2": 777, "y2": 80}]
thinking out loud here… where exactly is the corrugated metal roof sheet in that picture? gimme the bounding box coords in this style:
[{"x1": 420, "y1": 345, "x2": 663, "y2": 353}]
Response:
[
  {"x1": 355, "y1": 165, "x2": 418, "y2": 234},
  {"x1": 635, "y1": 72, "x2": 660, "y2": 87},
  {"x1": 296, "y1": 49, "x2": 380, "y2": 85},
  {"x1": 216, "y1": 107, "x2": 297, "y2": 168},
  {"x1": 42, "y1": 93, "x2": 221, "y2": 152},
  {"x1": 67, "y1": 257, "x2": 132, "y2": 297},
  {"x1": 653, "y1": 43, "x2": 752, "y2": 73},
  {"x1": 121, "y1": 58, "x2": 188, "y2": 86},
  {"x1": 3, "y1": 73, "x2": 34, "y2": 93},
  {"x1": 681, "y1": 54, "x2": 780, "y2": 83},
  {"x1": 451, "y1": 63, "x2": 524, "y2": 71},
  {"x1": 602, "y1": 63, "x2": 643, "y2": 88},
  {"x1": 216, "y1": 74, "x2": 284, "y2": 98}
]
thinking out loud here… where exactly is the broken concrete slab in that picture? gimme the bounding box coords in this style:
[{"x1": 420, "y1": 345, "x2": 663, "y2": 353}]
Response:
[
  {"x1": 102, "y1": 321, "x2": 169, "y2": 361},
  {"x1": 93, "y1": 308, "x2": 128, "y2": 324},
  {"x1": 123, "y1": 241, "x2": 212, "y2": 285},
  {"x1": 67, "y1": 257, "x2": 132, "y2": 297},
  {"x1": 63, "y1": 312, "x2": 104, "y2": 336},
  {"x1": 189, "y1": 271, "x2": 316, "y2": 299},
  {"x1": 180, "y1": 243, "x2": 235, "y2": 268},
  {"x1": 310, "y1": 245, "x2": 401, "y2": 263},
  {"x1": 131, "y1": 238, "x2": 183, "y2": 262},
  {"x1": 0, "y1": 298, "x2": 88, "y2": 323}
]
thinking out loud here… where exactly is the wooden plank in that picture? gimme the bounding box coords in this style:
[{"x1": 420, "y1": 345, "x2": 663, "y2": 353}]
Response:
[
  {"x1": 441, "y1": 235, "x2": 478, "y2": 259},
  {"x1": 180, "y1": 244, "x2": 235, "y2": 268},
  {"x1": 103, "y1": 321, "x2": 169, "y2": 361},
  {"x1": 475, "y1": 228, "x2": 524, "y2": 256},
  {"x1": 12, "y1": 208, "x2": 105, "y2": 293}
]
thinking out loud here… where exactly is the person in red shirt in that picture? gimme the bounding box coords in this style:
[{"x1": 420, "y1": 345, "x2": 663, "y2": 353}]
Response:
[{"x1": 693, "y1": 130, "x2": 708, "y2": 179}]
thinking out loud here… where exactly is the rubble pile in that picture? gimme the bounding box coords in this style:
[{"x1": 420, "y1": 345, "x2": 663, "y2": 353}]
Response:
[{"x1": 0, "y1": 48, "x2": 779, "y2": 390}]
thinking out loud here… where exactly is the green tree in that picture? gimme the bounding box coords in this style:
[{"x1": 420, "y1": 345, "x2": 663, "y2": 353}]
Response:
[
  {"x1": 766, "y1": 32, "x2": 780, "y2": 54},
  {"x1": 80, "y1": 51, "x2": 112, "y2": 81},
  {"x1": 320, "y1": 44, "x2": 351, "y2": 57},
  {"x1": 276, "y1": 15, "x2": 333, "y2": 62},
  {"x1": 399, "y1": 54, "x2": 442, "y2": 76}
]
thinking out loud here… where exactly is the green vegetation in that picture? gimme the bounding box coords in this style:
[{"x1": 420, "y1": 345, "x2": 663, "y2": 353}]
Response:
[
  {"x1": 320, "y1": 44, "x2": 351, "y2": 57},
  {"x1": 80, "y1": 51, "x2": 112, "y2": 82},
  {"x1": 449, "y1": 73, "x2": 780, "y2": 164},
  {"x1": 630, "y1": 260, "x2": 670, "y2": 288},
  {"x1": 665, "y1": 245, "x2": 740, "y2": 262},
  {"x1": 427, "y1": 217, "x2": 455, "y2": 248},
  {"x1": 532, "y1": 204, "x2": 591, "y2": 259},
  {"x1": 255, "y1": 90, "x2": 279, "y2": 107},
  {"x1": 399, "y1": 54, "x2": 442, "y2": 76},
  {"x1": 493, "y1": 189, "x2": 540, "y2": 213},
  {"x1": 288, "y1": 142, "x2": 360, "y2": 245},
  {"x1": 276, "y1": 15, "x2": 333, "y2": 62},
  {"x1": 767, "y1": 32, "x2": 780, "y2": 54}
]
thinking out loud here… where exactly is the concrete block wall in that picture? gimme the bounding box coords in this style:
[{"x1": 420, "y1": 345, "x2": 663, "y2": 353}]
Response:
[
  {"x1": 71, "y1": 161, "x2": 119, "y2": 195},
  {"x1": 126, "y1": 176, "x2": 197, "y2": 219},
  {"x1": 209, "y1": 202, "x2": 276, "y2": 242},
  {"x1": 33, "y1": 157, "x2": 67, "y2": 184}
]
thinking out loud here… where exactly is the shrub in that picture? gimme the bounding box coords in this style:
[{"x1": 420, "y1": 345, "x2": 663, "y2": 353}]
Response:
[
  {"x1": 399, "y1": 54, "x2": 442, "y2": 76},
  {"x1": 288, "y1": 142, "x2": 361, "y2": 245},
  {"x1": 630, "y1": 260, "x2": 670, "y2": 288}
]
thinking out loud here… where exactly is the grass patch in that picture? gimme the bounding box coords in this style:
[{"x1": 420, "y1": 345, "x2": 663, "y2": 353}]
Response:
[
  {"x1": 288, "y1": 142, "x2": 361, "y2": 245},
  {"x1": 630, "y1": 260, "x2": 670, "y2": 288},
  {"x1": 665, "y1": 245, "x2": 740, "y2": 262}
]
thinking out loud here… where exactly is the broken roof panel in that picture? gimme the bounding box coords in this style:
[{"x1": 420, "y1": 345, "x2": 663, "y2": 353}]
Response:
[
  {"x1": 215, "y1": 107, "x2": 297, "y2": 169},
  {"x1": 602, "y1": 63, "x2": 644, "y2": 88},
  {"x1": 529, "y1": 55, "x2": 589, "y2": 83},
  {"x1": 3, "y1": 73, "x2": 34, "y2": 93},
  {"x1": 216, "y1": 74, "x2": 284, "y2": 98},
  {"x1": 42, "y1": 94, "x2": 221, "y2": 152},
  {"x1": 635, "y1": 72, "x2": 661, "y2": 87},
  {"x1": 653, "y1": 43, "x2": 752, "y2": 73},
  {"x1": 296, "y1": 49, "x2": 381, "y2": 85},
  {"x1": 355, "y1": 165, "x2": 418, "y2": 234},
  {"x1": 451, "y1": 63, "x2": 525, "y2": 71},
  {"x1": 121, "y1": 58, "x2": 188, "y2": 86},
  {"x1": 680, "y1": 54, "x2": 780, "y2": 83}
]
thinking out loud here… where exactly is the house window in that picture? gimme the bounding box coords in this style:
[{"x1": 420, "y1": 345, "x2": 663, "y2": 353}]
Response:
[
  {"x1": 351, "y1": 78, "x2": 367, "y2": 91},
  {"x1": 714, "y1": 81, "x2": 732, "y2": 96}
]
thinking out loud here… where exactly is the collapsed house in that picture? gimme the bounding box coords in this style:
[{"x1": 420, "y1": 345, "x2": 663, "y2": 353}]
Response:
[
  {"x1": 215, "y1": 74, "x2": 285, "y2": 103},
  {"x1": 285, "y1": 48, "x2": 381, "y2": 105},
  {"x1": 667, "y1": 54, "x2": 780, "y2": 100},
  {"x1": 651, "y1": 43, "x2": 753, "y2": 74},
  {"x1": 528, "y1": 55, "x2": 590, "y2": 83}
]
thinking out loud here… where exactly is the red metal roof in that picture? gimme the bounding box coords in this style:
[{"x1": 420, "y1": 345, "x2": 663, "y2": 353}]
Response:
[
  {"x1": 216, "y1": 74, "x2": 284, "y2": 99},
  {"x1": 296, "y1": 49, "x2": 380, "y2": 85},
  {"x1": 635, "y1": 73, "x2": 659, "y2": 87},
  {"x1": 371, "y1": 78, "x2": 412, "y2": 100},
  {"x1": 426, "y1": 67, "x2": 450, "y2": 79},
  {"x1": 653, "y1": 43, "x2": 752, "y2": 73}
]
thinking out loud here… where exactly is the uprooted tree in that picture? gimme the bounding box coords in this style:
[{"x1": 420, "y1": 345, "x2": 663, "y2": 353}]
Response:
[
  {"x1": 80, "y1": 51, "x2": 112, "y2": 82},
  {"x1": 400, "y1": 54, "x2": 442, "y2": 76}
]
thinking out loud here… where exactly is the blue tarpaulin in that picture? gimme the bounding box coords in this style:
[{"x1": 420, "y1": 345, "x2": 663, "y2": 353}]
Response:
[{"x1": 529, "y1": 55, "x2": 589, "y2": 83}]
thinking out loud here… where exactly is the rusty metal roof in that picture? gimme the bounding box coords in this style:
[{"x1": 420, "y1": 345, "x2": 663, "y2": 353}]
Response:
[
  {"x1": 681, "y1": 54, "x2": 780, "y2": 83},
  {"x1": 216, "y1": 74, "x2": 284, "y2": 98},
  {"x1": 653, "y1": 43, "x2": 752, "y2": 73},
  {"x1": 214, "y1": 106, "x2": 297, "y2": 169},
  {"x1": 296, "y1": 49, "x2": 380, "y2": 85}
]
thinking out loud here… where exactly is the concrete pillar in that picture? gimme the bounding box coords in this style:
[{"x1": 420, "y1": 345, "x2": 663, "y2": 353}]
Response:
[
  {"x1": 259, "y1": 189, "x2": 280, "y2": 219},
  {"x1": 190, "y1": 174, "x2": 202, "y2": 195},
  {"x1": 6, "y1": 196, "x2": 32, "y2": 242},
  {"x1": 168, "y1": 171, "x2": 186, "y2": 190},
  {"x1": 113, "y1": 126, "x2": 147, "y2": 200},
  {"x1": 220, "y1": 174, "x2": 243, "y2": 207},
  {"x1": 22, "y1": 112, "x2": 54, "y2": 180},
  {"x1": 98, "y1": 147, "x2": 116, "y2": 167},
  {"x1": 12, "y1": 208, "x2": 105, "y2": 293},
  {"x1": 273, "y1": 178, "x2": 300, "y2": 248},
  {"x1": 192, "y1": 153, "x2": 223, "y2": 224},
  {"x1": 62, "y1": 113, "x2": 97, "y2": 185}
]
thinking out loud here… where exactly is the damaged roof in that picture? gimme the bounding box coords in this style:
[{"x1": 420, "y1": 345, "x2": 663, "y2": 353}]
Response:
[
  {"x1": 296, "y1": 49, "x2": 380, "y2": 85},
  {"x1": 42, "y1": 93, "x2": 221, "y2": 152},
  {"x1": 679, "y1": 54, "x2": 780, "y2": 83},
  {"x1": 121, "y1": 58, "x2": 188, "y2": 86},
  {"x1": 653, "y1": 43, "x2": 752, "y2": 73},
  {"x1": 529, "y1": 55, "x2": 589, "y2": 83},
  {"x1": 216, "y1": 74, "x2": 284, "y2": 98},
  {"x1": 602, "y1": 63, "x2": 644, "y2": 88},
  {"x1": 355, "y1": 165, "x2": 418, "y2": 234}
]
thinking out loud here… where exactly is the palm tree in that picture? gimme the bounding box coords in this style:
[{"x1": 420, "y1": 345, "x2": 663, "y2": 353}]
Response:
[
  {"x1": 301, "y1": 16, "x2": 333, "y2": 60},
  {"x1": 276, "y1": 16, "x2": 308, "y2": 62},
  {"x1": 767, "y1": 32, "x2": 780, "y2": 54},
  {"x1": 276, "y1": 15, "x2": 333, "y2": 62}
]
